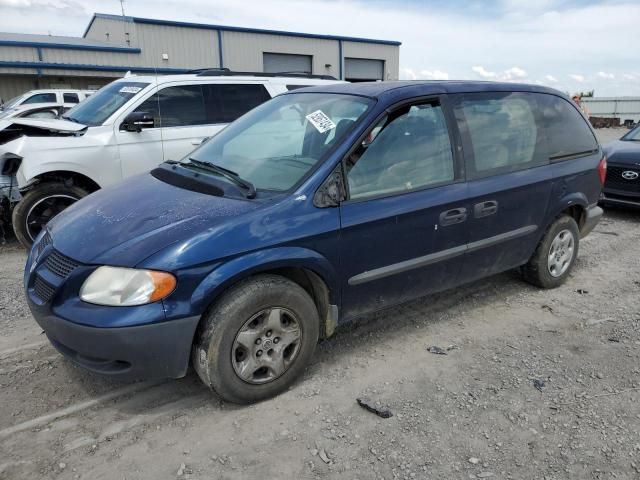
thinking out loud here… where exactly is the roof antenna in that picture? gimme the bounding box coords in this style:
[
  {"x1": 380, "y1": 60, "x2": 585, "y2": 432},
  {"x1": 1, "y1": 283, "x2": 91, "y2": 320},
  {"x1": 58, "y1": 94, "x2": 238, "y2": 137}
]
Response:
[{"x1": 119, "y1": 0, "x2": 126, "y2": 16}]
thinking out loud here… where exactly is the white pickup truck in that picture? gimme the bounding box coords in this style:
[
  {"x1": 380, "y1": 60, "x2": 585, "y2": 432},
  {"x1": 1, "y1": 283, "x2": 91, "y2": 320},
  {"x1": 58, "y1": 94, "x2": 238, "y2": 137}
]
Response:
[{"x1": 0, "y1": 71, "x2": 341, "y2": 246}]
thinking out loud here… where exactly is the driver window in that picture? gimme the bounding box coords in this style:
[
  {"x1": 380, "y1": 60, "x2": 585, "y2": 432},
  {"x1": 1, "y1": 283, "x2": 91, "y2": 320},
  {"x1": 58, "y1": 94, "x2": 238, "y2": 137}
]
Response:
[{"x1": 346, "y1": 103, "x2": 455, "y2": 200}]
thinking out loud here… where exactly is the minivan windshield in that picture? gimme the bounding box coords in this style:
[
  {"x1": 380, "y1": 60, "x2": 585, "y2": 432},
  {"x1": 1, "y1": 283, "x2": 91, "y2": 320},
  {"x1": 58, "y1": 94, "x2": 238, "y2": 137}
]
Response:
[
  {"x1": 62, "y1": 81, "x2": 150, "y2": 126},
  {"x1": 188, "y1": 92, "x2": 373, "y2": 192}
]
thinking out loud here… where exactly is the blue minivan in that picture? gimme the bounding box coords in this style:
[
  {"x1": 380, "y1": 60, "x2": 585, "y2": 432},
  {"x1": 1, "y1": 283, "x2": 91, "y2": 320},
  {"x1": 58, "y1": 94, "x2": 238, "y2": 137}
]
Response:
[{"x1": 24, "y1": 81, "x2": 605, "y2": 403}]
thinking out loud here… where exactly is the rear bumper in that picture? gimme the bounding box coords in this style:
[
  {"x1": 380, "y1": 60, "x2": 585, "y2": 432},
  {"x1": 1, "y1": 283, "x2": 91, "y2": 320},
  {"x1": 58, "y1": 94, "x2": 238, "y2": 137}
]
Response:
[
  {"x1": 580, "y1": 204, "x2": 603, "y2": 238},
  {"x1": 30, "y1": 304, "x2": 200, "y2": 380}
]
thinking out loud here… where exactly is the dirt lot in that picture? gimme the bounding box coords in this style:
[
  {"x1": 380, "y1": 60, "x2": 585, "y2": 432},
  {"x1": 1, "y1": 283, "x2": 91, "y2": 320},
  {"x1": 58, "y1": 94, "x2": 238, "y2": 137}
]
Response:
[{"x1": 1, "y1": 129, "x2": 639, "y2": 480}]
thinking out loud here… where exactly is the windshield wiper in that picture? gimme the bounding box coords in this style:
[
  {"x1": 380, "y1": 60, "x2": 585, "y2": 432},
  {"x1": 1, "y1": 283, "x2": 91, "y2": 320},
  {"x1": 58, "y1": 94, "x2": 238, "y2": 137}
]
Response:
[{"x1": 184, "y1": 158, "x2": 257, "y2": 199}]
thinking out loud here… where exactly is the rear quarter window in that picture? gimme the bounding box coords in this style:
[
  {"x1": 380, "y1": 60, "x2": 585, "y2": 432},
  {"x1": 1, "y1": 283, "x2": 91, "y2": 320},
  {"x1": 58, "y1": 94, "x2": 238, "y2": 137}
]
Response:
[
  {"x1": 454, "y1": 92, "x2": 547, "y2": 179},
  {"x1": 536, "y1": 94, "x2": 598, "y2": 160}
]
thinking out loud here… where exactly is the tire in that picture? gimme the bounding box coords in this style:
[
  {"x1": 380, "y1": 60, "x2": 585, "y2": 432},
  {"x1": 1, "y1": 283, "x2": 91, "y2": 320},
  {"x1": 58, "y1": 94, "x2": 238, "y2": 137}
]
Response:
[
  {"x1": 192, "y1": 274, "x2": 320, "y2": 404},
  {"x1": 521, "y1": 215, "x2": 580, "y2": 288},
  {"x1": 12, "y1": 182, "x2": 88, "y2": 248}
]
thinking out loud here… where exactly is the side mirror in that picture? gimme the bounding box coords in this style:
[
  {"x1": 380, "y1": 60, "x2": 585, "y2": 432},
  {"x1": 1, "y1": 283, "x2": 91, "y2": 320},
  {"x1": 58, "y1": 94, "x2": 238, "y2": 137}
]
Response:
[{"x1": 121, "y1": 111, "x2": 154, "y2": 132}]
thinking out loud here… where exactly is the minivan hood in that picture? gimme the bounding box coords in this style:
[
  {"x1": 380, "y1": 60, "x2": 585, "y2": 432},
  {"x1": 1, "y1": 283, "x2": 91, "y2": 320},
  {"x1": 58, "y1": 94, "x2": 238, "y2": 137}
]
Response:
[
  {"x1": 48, "y1": 173, "x2": 262, "y2": 266},
  {"x1": 603, "y1": 139, "x2": 640, "y2": 165}
]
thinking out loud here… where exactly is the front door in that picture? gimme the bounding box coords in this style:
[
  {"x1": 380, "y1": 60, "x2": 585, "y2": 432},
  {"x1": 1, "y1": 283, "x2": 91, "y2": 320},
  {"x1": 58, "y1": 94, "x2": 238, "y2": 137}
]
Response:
[
  {"x1": 116, "y1": 83, "x2": 273, "y2": 178},
  {"x1": 452, "y1": 92, "x2": 553, "y2": 281},
  {"x1": 339, "y1": 98, "x2": 468, "y2": 320}
]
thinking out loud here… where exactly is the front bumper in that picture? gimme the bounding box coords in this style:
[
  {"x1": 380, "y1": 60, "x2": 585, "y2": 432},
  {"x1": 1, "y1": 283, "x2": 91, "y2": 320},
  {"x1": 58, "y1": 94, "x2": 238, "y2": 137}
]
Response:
[
  {"x1": 579, "y1": 204, "x2": 603, "y2": 238},
  {"x1": 600, "y1": 191, "x2": 640, "y2": 209},
  {"x1": 24, "y1": 232, "x2": 201, "y2": 380},
  {"x1": 30, "y1": 307, "x2": 200, "y2": 380}
]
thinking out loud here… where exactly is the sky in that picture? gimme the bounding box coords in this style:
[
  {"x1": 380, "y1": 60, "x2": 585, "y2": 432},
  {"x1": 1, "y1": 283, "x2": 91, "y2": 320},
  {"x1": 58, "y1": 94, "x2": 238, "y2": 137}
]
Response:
[{"x1": 1, "y1": 0, "x2": 639, "y2": 96}]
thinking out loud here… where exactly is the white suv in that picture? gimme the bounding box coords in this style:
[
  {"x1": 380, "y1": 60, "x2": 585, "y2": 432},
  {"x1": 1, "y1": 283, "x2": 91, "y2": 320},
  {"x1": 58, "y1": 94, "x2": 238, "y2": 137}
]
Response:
[
  {"x1": 1, "y1": 89, "x2": 94, "y2": 111},
  {"x1": 0, "y1": 71, "x2": 342, "y2": 246}
]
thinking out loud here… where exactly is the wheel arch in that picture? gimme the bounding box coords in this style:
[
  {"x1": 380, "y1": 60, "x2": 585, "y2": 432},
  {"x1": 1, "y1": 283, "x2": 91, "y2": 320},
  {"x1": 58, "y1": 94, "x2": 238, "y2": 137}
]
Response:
[
  {"x1": 24, "y1": 170, "x2": 102, "y2": 193},
  {"x1": 190, "y1": 247, "x2": 340, "y2": 339},
  {"x1": 546, "y1": 193, "x2": 589, "y2": 232}
]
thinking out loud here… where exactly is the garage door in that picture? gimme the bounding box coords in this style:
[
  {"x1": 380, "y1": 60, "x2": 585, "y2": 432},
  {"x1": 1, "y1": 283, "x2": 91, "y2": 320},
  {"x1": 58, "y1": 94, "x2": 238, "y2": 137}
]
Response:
[
  {"x1": 345, "y1": 58, "x2": 384, "y2": 82},
  {"x1": 263, "y1": 53, "x2": 312, "y2": 75}
]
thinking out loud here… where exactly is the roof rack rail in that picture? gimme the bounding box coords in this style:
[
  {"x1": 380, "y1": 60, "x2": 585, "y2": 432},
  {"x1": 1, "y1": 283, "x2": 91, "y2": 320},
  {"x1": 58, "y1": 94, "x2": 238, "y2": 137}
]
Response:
[
  {"x1": 187, "y1": 67, "x2": 231, "y2": 74},
  {"x1": 192, "y1": 68, "x2": 336, "y2": 80}
]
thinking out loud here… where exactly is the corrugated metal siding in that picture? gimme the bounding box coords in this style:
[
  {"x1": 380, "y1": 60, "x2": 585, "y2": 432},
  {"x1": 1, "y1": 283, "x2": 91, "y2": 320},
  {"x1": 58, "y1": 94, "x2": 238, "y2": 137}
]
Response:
[
  {"x1": 342, "y1": 41, "x2": 399, "y2": 80},
  {"x1": 84, "y1": 16, "x2": 137, "y2": 46},
  {"x1": 0, "y1": 45, "x2": 39, "y2": 62},
  {"x1": 221, "y1": 31, "x2": 339, "y2": 79},
  {"x1": 0, "y1": 75, "x2": 37, "y2": 100},
  {"x1": 133, "y1": 23, "x2": 218, "y2": 69},
  {"x1": 583, "y1": 97, "x2": 640, "y2": 122},
  {"x1": 41, "y1": 48, "x2": 141, "y2": 66}
]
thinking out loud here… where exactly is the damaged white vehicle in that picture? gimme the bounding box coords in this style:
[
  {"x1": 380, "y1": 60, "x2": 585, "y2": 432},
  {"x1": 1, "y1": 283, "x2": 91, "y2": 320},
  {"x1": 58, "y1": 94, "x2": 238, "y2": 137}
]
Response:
[{"x1": 0, "y1": 71, "x2": 341, "y2": 246}]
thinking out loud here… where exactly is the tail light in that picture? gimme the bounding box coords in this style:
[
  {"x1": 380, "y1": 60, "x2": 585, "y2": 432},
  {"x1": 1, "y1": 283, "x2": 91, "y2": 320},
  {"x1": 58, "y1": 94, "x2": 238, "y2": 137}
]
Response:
[{"x1": 597, "y1": 155, "x2": 607, "y2": 186}]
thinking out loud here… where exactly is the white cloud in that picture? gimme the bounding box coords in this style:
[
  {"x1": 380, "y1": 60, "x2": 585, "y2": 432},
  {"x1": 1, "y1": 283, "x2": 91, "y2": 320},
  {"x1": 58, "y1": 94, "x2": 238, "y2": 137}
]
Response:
[
  {"x1": 545, "y1": 74, "x2": 558, "y2": 83},
  {"x1": 0, "y1": 0, "x2": 32, "y2": 6},
  {"x1": 597, "y1": 71, "x2": 615, "y2": 79},
  {"x1": 401, "y1": 67, "x2": 449, "y2": 80},
  {"x1": 472, "y1": 65, "x2": 526, "y2": 82},
  {"x1": 569, "y1": 74, "x2": 585, "y2": 83},
  {"x1": 419, "y1": 69, "x2": 449, "y2": 80},
  {"x1": 472, "y1": 65, "x2": 496, "y2": 79}
]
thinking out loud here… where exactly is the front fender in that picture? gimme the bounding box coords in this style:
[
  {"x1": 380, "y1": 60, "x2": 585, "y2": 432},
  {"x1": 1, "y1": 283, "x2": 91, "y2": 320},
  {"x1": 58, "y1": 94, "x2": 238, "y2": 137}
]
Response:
[{"x1": 164, "y1": 246, "x2": 339, "y2": 319}]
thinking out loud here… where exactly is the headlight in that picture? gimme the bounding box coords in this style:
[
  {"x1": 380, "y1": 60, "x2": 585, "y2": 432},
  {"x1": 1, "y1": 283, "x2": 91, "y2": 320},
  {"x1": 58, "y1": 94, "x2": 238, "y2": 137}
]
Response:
[{"x1": 80, "y1": 266, "x2": 176, "y2": 306}]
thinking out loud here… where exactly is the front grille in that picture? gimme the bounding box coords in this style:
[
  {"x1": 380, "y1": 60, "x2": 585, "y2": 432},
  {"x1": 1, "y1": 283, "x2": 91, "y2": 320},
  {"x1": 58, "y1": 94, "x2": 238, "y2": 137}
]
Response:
[
  {"x1": 34, "y1": 231, "x2": 52, "y2": 259},
  {"x1": 44, "y1": 250, "x2": 79, "y2": 278},
  {"x1": 33, "y1": 276, "x2": 56, "y2": 303},
  {"x1": 605, "y1": 166, "x2": 640, "y2": 194}
]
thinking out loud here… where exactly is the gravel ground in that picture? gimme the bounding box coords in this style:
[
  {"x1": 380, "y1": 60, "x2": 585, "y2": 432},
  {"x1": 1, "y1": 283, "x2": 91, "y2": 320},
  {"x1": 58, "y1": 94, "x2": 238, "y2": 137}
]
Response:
[{"x1": 0, "y1": 129, "x2": 638, "y2": 480}]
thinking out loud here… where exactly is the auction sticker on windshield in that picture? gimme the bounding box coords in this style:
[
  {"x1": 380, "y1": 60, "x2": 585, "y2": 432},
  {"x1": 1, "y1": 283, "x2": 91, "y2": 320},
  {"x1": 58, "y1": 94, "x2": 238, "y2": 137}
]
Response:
[
  {"x1": 119, "y1": 86, "x2": 143, "y2": 94},
  {"x1": 306, "y1": 110, "x2": 336, "y2": 133}
]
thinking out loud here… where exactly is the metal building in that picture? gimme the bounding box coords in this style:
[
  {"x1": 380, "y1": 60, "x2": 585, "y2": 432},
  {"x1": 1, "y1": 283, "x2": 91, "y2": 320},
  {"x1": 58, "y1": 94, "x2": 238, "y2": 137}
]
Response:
[
  {"x1": 582, "y1": 97, "x2": 640, "y2": 124},
  {"x1": 0, "y1": 13, "x2": 401, "y2": 101}
]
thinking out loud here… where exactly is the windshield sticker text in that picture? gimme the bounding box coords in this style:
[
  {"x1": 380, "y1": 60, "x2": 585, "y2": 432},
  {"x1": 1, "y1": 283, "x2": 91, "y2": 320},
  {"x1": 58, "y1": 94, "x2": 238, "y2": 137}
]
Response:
[
  {"x1": 119, "y1": 86, "x2": 143, "y2": 94},
  {"x1": 306, "y1": 110, "x2": 336, "y2": 133}
]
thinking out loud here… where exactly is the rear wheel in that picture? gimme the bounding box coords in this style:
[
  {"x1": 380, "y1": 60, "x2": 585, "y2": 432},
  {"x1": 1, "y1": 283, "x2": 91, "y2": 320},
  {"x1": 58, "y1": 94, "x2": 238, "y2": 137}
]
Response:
[
  {"x1": 192, "y1": 274, "x2": 320, "y2": 404},
  {"x1": 12, "y1": 182, "x2": 88, "y2": 248},
  {"x1": 521, "y1": 215, "x2": 580, "y2": 288}
]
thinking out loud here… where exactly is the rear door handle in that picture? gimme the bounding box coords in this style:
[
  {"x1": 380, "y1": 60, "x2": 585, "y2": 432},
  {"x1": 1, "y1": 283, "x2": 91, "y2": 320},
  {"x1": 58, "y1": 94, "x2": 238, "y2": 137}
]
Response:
[
  {"x1": 474, "y1": 200, "x2": 498, "y2": 218},
  {"x1": 439, "y1": 207, "x2": 467, "y2": 226}
]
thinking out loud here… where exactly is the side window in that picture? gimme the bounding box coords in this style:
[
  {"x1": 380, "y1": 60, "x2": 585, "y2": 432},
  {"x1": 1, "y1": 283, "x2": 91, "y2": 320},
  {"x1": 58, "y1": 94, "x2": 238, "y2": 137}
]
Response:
[
  {"x1": 63, "y1": 93, "x2": 79, "y2": 103},
  {"x1": 132, "y1": 85, "x2": 207, "y2": 128},
  {"x1": 203, "y1": 84, "x2": 271, "y2": 123},
  {"x1": 346, "y1": 103, "x2": 455, "y2": 200},
  {"x1": 536, "y1": 94, "x2": 598, "y2": 160},
  {"x1": 456, "y1": 93, "x2": 546, "y2": 178},
  {"x1": 23, "y1": 93, "x2": 56, "y2": 104},
  {"x1": 133, "y1": 92, "x2": 161, "y2": 126}
]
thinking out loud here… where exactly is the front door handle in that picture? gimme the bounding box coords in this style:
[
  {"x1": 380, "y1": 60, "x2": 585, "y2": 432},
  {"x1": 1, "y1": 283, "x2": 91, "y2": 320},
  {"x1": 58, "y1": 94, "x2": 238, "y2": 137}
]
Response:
[
  {"x1": 191, "y1": 137, "x2": 209, "y2": 146},
  {"x1": 439, "y1": 207, "x2": 467, "y2": 226},
  {"x1": 474, "y1": 200, "x2": 498, "y2": 218}
]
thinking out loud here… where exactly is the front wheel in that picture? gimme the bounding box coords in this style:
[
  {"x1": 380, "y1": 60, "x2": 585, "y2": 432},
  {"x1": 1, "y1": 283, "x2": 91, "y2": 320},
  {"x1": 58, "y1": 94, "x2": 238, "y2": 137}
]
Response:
[
  {"x1": 521, "y1": 214, "x2": 580, "y2": 288},
  {"x1": 12, "y1": 182, "x2": 88, "y2": 248},
  {"x1": 192, "y1": 274, "x2": 320, "y2": 404}
]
